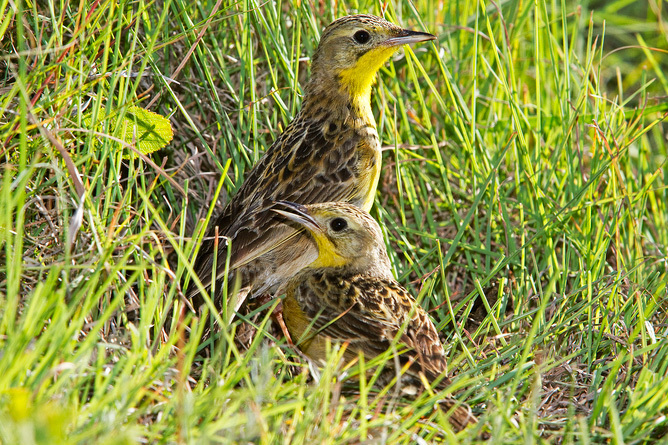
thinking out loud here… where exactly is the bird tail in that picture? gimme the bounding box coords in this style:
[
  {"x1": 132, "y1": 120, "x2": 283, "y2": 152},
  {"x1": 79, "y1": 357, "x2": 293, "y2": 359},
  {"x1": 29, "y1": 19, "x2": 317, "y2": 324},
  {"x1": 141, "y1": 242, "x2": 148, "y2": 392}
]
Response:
[{"x1": 437, "y1": 397, "x2": 478, "y2": 432}]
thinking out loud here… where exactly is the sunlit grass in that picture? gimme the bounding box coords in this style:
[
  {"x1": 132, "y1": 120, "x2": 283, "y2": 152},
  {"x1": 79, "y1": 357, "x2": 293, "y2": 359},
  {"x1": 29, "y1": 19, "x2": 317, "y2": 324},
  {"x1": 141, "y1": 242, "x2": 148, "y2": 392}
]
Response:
[{"x1": 1, "y1": 0, "x2": 667, "y2": 442}]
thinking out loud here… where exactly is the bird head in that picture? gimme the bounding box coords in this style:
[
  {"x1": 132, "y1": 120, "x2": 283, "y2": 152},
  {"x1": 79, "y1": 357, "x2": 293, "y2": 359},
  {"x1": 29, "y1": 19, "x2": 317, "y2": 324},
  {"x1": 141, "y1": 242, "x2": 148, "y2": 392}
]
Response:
[
  {"x1": 308, "y1": 15, "x2": 435, "y2": 108},
  {"x1": 273, "y1": 201, "x2": 392, "y2": 274}
]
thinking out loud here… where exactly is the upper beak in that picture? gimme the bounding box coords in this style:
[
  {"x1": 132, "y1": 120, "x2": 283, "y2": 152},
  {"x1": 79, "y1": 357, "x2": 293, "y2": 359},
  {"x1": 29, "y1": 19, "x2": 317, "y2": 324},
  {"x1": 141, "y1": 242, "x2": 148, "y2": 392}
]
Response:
[
  {"x1": 384, "y1": 29, "x2": 436, "y2": 47},
  {"x1": 272, "y1": 201, "x2": 322, "y2": 234}
]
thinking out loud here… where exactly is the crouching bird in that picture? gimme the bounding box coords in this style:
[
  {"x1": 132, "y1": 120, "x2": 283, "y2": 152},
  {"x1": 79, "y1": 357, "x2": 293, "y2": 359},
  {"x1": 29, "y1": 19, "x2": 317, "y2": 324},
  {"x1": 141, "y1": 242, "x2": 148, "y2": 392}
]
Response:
[{"x1": 272, "y1": 201, "x2": 478, "y2": 432}]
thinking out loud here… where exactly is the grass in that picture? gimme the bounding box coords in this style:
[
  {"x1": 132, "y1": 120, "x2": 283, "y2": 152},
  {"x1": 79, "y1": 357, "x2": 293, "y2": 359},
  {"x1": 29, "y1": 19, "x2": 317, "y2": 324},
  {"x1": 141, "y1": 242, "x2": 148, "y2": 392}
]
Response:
[{"x1": 1, "y1": 0, "x2": 667, "y2": 443}]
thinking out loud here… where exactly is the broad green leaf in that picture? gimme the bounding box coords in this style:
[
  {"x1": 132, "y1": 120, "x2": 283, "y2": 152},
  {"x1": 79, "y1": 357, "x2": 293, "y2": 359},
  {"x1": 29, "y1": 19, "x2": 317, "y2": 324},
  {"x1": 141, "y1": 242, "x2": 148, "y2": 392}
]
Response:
[{"x1": 84, "y1": 105, "x2": 173, "y2": 158}]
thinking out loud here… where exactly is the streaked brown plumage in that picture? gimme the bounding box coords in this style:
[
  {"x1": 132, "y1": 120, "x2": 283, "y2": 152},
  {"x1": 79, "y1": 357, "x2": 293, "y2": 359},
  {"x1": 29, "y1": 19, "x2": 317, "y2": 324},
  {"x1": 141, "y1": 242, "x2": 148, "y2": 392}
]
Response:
[
  {"x1": 273, "y1": 201, "x2": 478, "y2": 432},
  {"x1": 188, "y1": 15, "x2": 435, "y2": 315}
]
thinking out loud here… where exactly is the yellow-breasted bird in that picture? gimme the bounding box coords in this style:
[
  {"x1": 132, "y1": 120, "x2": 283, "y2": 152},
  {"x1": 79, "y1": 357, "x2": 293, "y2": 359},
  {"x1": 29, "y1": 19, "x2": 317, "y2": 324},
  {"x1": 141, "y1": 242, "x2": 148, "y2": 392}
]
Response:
[
  {"x1": 272, "y1": 201, "x2": 478, "y2": 432},
  {"x1": 190, "y1": 15, "x2": 435, "y2": 314}
]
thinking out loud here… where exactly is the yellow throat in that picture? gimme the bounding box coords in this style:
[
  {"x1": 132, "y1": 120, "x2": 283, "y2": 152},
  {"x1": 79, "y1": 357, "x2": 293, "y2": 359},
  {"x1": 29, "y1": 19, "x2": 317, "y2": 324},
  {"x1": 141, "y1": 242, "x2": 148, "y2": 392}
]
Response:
[
  {"x1": 337, "y1": 47, "x2": 398, "y2": 124},
  {"x1": 309, "y1": 234, "x2": 347, "y2": 269}
]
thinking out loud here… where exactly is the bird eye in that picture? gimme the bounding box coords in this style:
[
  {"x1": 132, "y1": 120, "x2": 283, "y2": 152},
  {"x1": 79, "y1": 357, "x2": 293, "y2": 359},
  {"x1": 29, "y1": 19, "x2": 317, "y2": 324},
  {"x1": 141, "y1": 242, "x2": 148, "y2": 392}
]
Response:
[
  {"x1": 330, "y1": 217, "x2": 348, "y2": 232},
  {"x1": 353, "y1": 30, "x2": 371, "y2": 44}
]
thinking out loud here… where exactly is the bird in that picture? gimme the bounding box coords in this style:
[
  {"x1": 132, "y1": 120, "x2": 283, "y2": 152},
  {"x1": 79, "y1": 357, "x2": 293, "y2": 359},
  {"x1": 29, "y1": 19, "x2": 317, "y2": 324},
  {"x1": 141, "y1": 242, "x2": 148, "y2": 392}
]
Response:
[
  {"x1": 188, "y1": 15, "x2": 436, "y2": 318},
  {"x1": 271, "y1": 201, "x2": 478, "y2": 432}
]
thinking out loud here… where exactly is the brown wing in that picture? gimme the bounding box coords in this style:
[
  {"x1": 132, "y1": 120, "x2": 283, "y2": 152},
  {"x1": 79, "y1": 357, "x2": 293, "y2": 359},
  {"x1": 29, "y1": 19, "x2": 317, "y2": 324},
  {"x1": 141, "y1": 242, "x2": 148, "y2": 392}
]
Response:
[
  {"x1": 295, "y1": 271, "x2": 478, "y2": 430},
  {"x1": 193, "y1": 112, "x2": 374, "y2": 291},
  {"x1": 295, "y1": 271, "x2": 449, "y2": 381},
  {"x1": 195, "y1": 116, "x2": 373, "y2": 294}
]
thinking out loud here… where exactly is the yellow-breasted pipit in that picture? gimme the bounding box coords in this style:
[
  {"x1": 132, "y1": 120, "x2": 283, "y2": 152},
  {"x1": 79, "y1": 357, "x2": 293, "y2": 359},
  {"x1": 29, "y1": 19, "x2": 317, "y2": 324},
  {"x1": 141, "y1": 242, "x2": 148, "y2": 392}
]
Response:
[
  {"x1": 272, "y1": 201, "x2": 478, "y2": 432},
  {"x1": 190, "y1": 15, "x2": 435, "y2": 316}
]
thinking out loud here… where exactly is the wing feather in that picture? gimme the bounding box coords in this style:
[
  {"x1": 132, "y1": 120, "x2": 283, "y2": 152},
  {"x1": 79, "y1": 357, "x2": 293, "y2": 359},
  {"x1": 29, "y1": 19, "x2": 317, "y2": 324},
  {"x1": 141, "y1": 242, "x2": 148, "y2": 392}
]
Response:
[
  {"x1": 195, "y1": 118, "x2": 370, "y2": 283},
  {"x1": 296, "y1": 272, "x2": 448, "y2": 379}
]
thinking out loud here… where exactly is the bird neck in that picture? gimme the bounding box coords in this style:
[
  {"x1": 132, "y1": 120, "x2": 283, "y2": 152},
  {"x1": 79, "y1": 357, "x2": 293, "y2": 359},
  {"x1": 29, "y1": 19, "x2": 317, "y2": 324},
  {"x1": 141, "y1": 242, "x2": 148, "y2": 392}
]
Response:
[
  {"x1": 311, "y1": 263, "x2": 395, "y2": 285},
  {"x1": 336, "y1": 46, "x2": 398, "y2": 121},
  {"x1": 303, "y1": 71, "x2": 376, "y2": 128},
  {"x1": 336, "y1": 74, "x2": 374, "y2": 124},
  {"x1": 307, "y1": 251, "x2": 394, "y2": 280}
]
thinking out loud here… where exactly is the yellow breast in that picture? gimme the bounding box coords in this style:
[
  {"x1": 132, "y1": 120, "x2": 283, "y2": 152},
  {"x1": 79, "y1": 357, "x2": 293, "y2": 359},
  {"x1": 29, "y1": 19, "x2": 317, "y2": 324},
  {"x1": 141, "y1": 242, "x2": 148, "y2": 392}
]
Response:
[
  {"x1": 355, "y1": 136, "x2": 382, "y2": 212},
  {"x1": 282, "y1": 293, "x2": 327, "y2": 361}
]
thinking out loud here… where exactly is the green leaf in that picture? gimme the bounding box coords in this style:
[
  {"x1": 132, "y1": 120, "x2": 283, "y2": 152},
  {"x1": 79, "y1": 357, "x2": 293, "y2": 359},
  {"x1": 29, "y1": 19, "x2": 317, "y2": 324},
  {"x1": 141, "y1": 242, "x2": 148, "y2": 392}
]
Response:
[{"x1": 84, "y1": 105, "x2": 173, "y2": 159}]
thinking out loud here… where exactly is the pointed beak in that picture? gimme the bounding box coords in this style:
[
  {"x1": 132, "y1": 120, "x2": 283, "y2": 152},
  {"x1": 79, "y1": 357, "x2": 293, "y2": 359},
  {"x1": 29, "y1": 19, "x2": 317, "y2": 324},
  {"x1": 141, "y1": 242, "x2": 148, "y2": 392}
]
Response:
[
  {"x1": 384, "y1": 29, "x2": 436, "y2": 47},
  {"x1": 272, "y1": 201, "x2": 322, "y2": 234}
]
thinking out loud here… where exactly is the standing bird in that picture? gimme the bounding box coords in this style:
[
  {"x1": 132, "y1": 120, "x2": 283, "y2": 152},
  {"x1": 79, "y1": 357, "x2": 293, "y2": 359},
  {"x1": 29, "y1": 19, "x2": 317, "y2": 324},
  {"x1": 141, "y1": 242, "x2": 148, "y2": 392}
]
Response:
[
  {"x1": 272, "y1": 201, "x2": 478, "y2": 432},
  {"x1": 190, "y1": 15, "x2": 436, "y2": 315}
]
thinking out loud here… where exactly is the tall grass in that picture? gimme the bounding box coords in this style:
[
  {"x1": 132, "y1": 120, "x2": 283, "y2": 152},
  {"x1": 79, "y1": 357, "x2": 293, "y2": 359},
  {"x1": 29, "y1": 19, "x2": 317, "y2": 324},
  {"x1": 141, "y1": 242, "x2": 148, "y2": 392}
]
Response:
[{"x1": 1, "y1": 0, "x2": 667, "y2": 443}]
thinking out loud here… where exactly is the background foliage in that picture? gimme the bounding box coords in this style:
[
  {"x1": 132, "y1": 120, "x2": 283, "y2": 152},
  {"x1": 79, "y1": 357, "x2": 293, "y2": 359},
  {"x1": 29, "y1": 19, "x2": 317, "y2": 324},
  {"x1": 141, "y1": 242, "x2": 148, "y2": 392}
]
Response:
[{"x1": 1, "y1": 0, "x2": 667, "y2": 442}]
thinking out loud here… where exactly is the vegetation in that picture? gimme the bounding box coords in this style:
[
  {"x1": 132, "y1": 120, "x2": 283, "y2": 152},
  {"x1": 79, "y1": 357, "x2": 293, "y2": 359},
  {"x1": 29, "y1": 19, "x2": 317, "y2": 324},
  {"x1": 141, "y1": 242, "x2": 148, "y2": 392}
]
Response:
[{"x1": 1, "y1": 0, "x2": 666, "y2": 443}]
